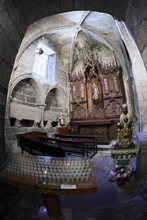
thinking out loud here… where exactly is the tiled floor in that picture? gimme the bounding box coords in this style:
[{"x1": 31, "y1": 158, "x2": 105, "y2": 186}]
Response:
[{"x1": 3, "y1": 151, "x2": 147, "y2": 220}]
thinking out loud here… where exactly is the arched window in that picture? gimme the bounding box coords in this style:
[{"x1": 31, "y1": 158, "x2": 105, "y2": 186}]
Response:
[{"x1": 33, "y1": 42, "x2": 56, "y2": 85}]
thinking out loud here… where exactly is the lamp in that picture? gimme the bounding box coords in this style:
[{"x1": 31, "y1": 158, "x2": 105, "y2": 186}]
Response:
[
  {"x1": 34, "y1": 29, "x2": 45, "y2": 74},
  {"x1": 35, "y1": 48, "x2": 44, "y2": 55},
  {"x1": 34, "y1": 28, "x2": 46, "y2": 55}
]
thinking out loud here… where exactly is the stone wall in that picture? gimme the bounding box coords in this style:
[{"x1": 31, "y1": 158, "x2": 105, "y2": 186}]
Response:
[
  {"x1": 0, "y1": 2, "x2": 27, "y2": 216},
  {"x1": 125, "y1": 0, "x2": 147, "y2": 133},
  {"x1": 11, "y1": 80, "x2": 36, "y2": 107},
  {"x1": 0, "y1": 1, "x2": 27, "y2": 168},
  {"x1": 4, "y1": 17, "x2": 69, "y2": 155},
  {"x1": 116, "y1": 21, "x2": 147, "y2": 132},
  {"x1": 126, "y1": 0, "x2": 147, "y2": 69}
]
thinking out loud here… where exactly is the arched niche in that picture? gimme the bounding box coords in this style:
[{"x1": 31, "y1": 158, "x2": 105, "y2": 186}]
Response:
[
  {"x1": 44, "y1": 87, "x2": 68, "y2": 127},
  {"x1": 9, "y1": 77, "x2": 44, "y2": 128},
  {"x1": 11, "y1": 78, "x2": 36, "y2": 106}
]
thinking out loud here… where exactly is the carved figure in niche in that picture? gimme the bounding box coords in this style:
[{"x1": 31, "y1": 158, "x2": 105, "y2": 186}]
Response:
[
  {"x1": 113, "y1": 76, "x2": 119, "y2": 92},
  {"x1": 80, "y1": 83, "x2": 85, "y2": 99},
  {"x1": 72, "y1": 85, "x2": 76, "y2": 99},
  {"x1": 92, "y1": 82, "x2": 99, "y2": 100},
  {"x1": 58, "y1": 112, "x2": 65, "y2": 127},
  {"x1": 103, "y1": 78, "x2": 109, "y2": 94},
  {"x1": 117, "y1": 104, "x2": 133, "y2": 147}
]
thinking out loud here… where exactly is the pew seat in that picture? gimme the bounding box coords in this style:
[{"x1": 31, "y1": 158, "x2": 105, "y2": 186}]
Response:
[
  {"x1": 39, "y1": 136, "x2": 97, "y2": 158},
  {"x1": 18, "y1": 132, "x2": 65, "y2": 157}
]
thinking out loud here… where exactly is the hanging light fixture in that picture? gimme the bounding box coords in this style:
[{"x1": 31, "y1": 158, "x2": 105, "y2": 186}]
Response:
[
  {"x1": 33, "y1": 29, "x2": 46, "y2": 75},
  {"x1": 35, "y1": 47, "x2": 44, "y2": 55},
  {"x1": 34, "y1": 28, "x2": 46, "y2": 55}
]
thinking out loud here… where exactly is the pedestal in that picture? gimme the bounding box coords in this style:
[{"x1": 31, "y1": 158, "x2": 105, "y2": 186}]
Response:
[
  {"x1": 110, "y1": 147, "x2": 139, "y2": 169},
  {"x1": 37, "y1": 206, "x2": 72, "y2": 220},
  {"x1": 58, "y1": 127, "x2": 68, "y2": 135},
  {"x1": 37, "y1": 194, "x2": 72, "y2": 220}
]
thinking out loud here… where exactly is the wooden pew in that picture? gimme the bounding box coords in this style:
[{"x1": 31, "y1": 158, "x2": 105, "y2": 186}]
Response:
[
  {"x1": 18, "y1": 131, "x2": 48, "y2": 141},
  {"x1": 54, "y1": 134, "x2": 97, "y2": 155},
  {"x1": 39, "y1": 136, "x2": 97, "y2": 158},
  {"x1": 55, "y1": 134, "x2": 96, "y2": 142},
  {"x1": 18, "y1": 132, "x2": 65, "y2": 157},
  {"x1": 18, "y1": 132, "x2": 97, "y2": 158}
]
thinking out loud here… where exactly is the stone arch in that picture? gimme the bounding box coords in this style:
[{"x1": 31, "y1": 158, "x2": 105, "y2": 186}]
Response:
[
  {"x1": 45, "y1": 85, "x2": 67, "y2": 107},
  {"x1": 7, "y1": 76, "x2": 46, "y2": 128},
  {"x1": 44, "y1": 86, "x2": 68, "y2": 127},
  {"x1": 45, "y1": 88, "x2": 58, "y2": 111},
  {"x1": 11, "y1": 79, "x2": 36, "y2": 107},
  {"x1": 9, "y1": 75, "x2": 45, "y2": 106}
]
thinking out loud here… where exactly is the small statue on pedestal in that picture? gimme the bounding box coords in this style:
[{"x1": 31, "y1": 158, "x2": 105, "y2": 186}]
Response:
[
  {"x1": 80, "y1": 83, "x2": 85, "y2": 99},
  {"x1": 117, "y1": 104, "x2": 133, "y2": 148},
  {"x1": 58, "y1": 112, "x2": 65, "y2": 127}
]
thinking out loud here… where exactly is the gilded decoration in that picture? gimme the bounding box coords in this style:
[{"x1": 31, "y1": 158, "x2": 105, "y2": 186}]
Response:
[
  {"x1": 70, "y1": 39, "x2": 126, "y2": 142},
  {"x1": 110, "y1": 149, "x2": 138, "y2": 159},
  {"x1": 117, "y1": 104, "x2": 133, "y2": 147}
]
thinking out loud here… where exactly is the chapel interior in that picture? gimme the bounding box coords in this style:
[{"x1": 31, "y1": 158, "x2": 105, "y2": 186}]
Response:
[{"x1": 0, "y1": 0, "x2": 147, "y2": 220}]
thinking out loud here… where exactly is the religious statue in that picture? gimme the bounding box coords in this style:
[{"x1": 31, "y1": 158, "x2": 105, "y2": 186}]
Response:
[
  {"x1": 72, "y1": 85, "x2": 76, "y2": 99},
  {"x1": 117, "y1": 104, "x2": 133, "y2": 147},
  {"x1": 113, "y1": 76, "x2": 119, "y2": 92},
  {"x1": 58, "y1": 112, "x2": 65, "y2": 127},
  {"x1": 103, "y1": 78, "x2": 109, "y2": 94},
  {"x1": 80, "y1": 83, "x2": 85, "y2": 99},
  {"x1": 92, "y1": 82, "x2": 99, "y2": 100}
]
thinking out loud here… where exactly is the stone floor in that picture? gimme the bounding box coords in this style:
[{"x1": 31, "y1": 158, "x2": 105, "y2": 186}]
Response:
[{"x1": 3, "y1": 150, "x2": 147, "y2": 220}]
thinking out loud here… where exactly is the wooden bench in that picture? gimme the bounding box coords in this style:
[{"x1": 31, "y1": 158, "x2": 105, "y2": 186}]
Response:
[
  {"x1": 39, "y1": 136, "x2": 97, "y2": 158},
  {"x1": 55, "y1": 134, "x2": 97, "y2": 154},
  {"x1": 18, "y1": 132, "x2": 65, "y2": 157},
  {"x1": 19, "y1": 131, "x2": 48, "y2": 140},
  {"x1": 55, "y1": 134, "x2": 96, "y2": 141}
]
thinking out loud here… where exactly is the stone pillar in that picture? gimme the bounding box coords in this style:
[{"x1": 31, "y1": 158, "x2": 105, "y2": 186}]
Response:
[
  {"x1": 116, "y1": 21, "x2": 147, "y2": 132},
  {"x1": 36, "y1": 104, "x2": 46, "y2": 128}
]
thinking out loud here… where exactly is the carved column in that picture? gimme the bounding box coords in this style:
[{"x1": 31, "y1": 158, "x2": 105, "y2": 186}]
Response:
[{"x1": 36, "y1": 104, "x2": 46, "y2": 128}]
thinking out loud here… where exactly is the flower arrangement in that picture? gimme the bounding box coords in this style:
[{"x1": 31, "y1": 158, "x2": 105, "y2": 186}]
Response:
[{"x1": 109, "y1": 164, "x2": 133, "y2": 183}]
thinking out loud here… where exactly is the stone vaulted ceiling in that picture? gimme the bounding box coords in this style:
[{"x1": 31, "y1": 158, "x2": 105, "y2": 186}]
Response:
[
  {"x1": 5, "y1": 0, "x2": 130, "y2": 27},
  {"x1": 0, "y1": 0, "x2": 130, "y2": 88}
]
